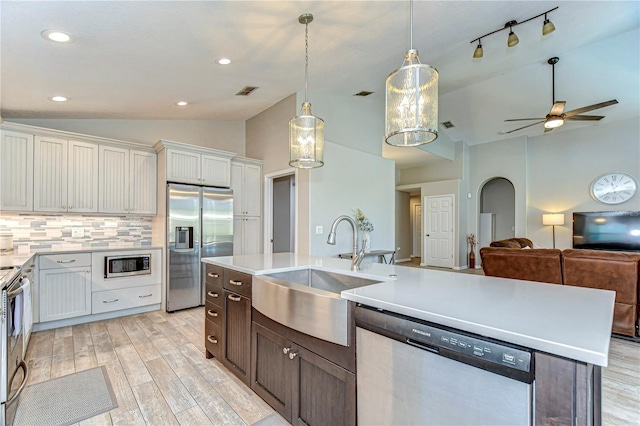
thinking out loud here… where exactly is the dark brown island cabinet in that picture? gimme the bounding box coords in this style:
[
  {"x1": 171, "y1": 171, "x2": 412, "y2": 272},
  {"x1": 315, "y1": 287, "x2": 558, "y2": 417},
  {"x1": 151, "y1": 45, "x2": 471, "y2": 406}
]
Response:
[
  {"x1": 251, "y1": 307, "x2": 357, "y2": 426},
  {"x1": 204, "y1": 264, "x2": 252, "y2": 386}
]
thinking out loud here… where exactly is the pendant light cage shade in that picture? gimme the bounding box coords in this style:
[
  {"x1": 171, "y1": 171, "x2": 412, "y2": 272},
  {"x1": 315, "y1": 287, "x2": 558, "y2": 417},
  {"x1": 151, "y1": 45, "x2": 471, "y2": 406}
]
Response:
[
  {"x1": 385, "y1": 52, "x2": 439, "y2": 147},
  {"x1": 289, "y1": 103, "x2": 324, "y2": 168}
]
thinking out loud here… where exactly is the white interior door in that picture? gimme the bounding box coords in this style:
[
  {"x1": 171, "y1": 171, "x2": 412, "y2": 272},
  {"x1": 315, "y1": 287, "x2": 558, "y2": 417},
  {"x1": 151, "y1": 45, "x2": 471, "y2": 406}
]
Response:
[
  {"x1": 412, "y1": 204, "x2": 422, "y2": 257},
  {"x1": 424, "y1": 195, "x2": 454, "y2": 268}
]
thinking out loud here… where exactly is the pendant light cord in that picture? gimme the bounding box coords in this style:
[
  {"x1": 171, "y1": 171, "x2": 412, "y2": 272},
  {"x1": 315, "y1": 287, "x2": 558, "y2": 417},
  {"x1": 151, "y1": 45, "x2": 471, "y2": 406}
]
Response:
[
  {"x1": 304, "y1": 21, "x2": 309, "y2": 104},
  {"x1": 409, "y1": 0, "x2": 414, "y2": 50}
]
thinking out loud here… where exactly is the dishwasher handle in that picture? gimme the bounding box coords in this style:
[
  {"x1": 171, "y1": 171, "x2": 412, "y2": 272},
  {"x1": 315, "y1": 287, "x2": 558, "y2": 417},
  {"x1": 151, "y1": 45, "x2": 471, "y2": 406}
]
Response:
[{"x1": 406, "y1": 338, "x2": 439, "y2": 354}]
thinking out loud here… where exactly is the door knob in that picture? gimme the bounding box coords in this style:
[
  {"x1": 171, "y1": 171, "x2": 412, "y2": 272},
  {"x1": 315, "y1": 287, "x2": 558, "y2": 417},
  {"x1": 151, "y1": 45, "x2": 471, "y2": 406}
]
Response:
[{"x1": 426, "y1": 234, "x2": 430, "y2": 237}]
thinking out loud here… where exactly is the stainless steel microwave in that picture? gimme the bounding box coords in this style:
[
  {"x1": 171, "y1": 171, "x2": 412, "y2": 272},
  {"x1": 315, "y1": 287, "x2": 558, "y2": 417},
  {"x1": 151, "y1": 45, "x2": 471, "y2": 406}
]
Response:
[{"x1": 104, "y1": 254, "x2": 151, "y2": 278}]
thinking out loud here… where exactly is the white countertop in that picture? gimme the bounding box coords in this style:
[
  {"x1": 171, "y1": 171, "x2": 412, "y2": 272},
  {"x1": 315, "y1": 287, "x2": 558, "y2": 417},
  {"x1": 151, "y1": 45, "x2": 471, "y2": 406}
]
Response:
[
  {"x1": 203, "y1": 253, "x2": 615, "y2": 366},
  {"x1": 0, "y1": 245, "x2": 163, "y2": 268}
]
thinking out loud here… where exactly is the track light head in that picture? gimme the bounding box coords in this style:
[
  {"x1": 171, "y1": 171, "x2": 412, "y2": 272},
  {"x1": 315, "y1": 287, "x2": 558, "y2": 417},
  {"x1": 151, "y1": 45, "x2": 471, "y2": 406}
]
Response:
[
  {"x1": 473, "y1": 41, "x2": 483, "y2": 58},
  {"x1": 542, "y1": 16, "x2": 556, "y2": 35}
]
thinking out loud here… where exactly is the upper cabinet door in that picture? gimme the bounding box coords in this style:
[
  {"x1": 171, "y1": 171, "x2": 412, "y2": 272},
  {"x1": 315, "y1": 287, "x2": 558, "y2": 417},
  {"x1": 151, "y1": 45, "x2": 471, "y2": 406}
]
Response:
[
  {"x1": 129, "y1": 150, "x2": 157, "y2": 215},
  {"x1": 0, "y1": 130, "x2": 34, "y2": 211},
  {"x1": 67, "y1": 140, "x2": 99, "y2": 213},
  {"x1": 34, "y1": 136, "x2": 68, "y2": 212},
  {"x1": 166, "y1": 149, "x2": 201, "y2": 185},
  {"x1": 99, "y1": 145, "x2": 130, "y2": 213},
  {"x1": 202, "y1": 154, "x2": 231, "y2": 188},
  {"x1": 231, "y1": 162, "x2": 244, "y2": 216},
  {"x1": 243, "y1": 163, "x2": 262, "y2": 217}
]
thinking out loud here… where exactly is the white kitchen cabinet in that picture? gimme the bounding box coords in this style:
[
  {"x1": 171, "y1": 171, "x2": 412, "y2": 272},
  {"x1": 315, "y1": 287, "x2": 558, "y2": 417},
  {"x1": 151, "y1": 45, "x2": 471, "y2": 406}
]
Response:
[
  {"x1": 39, "y1": 253, "x2": 92, "y2": 323},
  {"x1": 33, "y1": 137, "x2": 99, "y2": 213},
  {"x1": 99, "y1": 146, "x2": 157, "y2": 215},
  {"x1": 0, "y1": 130, "x2": 33, "y2": 211},
  {"x1": 165, "y1": 146, "x2": 233, "y2": 187},
  {"x1": 231, "y1": 159, "x2": 262, "y2": 217},
  {"x1": 234, "y1": 216, "x2": 261, "y2": 255}
]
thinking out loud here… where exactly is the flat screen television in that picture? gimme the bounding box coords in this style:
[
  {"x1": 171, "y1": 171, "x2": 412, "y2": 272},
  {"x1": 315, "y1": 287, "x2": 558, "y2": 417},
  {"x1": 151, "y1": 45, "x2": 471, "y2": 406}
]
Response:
[{"x1": 573, "y1": 211, "x2": 640, "y2": 252}]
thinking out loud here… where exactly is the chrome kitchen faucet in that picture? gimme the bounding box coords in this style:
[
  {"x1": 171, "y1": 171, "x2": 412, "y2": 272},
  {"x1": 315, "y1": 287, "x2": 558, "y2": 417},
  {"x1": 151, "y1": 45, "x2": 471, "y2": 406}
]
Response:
[{"x1": 327, "y1": 215, "x2": 365, "y2": 271}]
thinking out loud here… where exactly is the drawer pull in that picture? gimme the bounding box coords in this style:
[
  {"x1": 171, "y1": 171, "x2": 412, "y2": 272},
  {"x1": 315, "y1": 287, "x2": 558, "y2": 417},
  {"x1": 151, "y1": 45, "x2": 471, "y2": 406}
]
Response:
[
  {"x1": 207, "y1": 335, "x2": 218, "y2": 344},
  {"x1": 207, "y1": 310, "x2": 219, "y2": 317},
  {"x1": 138, "y1": 294, "x2": 153, "y2": 298},
  {"x1": 288, "y1": 352, "x2": 298, "y2": 360},
  {"x1": 283, "y1": 347, "x2": 291, "y2": 355},
  {"x1": 229, "y1": 279, "x2": 243, "y2": 286},
  {"x1": 207, "y1": 272, "x2": 219, "y2": 278},
  {"x1": 103, "y1": 299, "x2": 119, "y2": 303},
  {"x1": 56, "y1": 259, "x2": 76, "y2": 264},
  {"x1": 207, "y1": 291, "x2": 219, "y2": 298},
  {"x1": 227, "y1": 294, "x2": 241, "y2": 302}
]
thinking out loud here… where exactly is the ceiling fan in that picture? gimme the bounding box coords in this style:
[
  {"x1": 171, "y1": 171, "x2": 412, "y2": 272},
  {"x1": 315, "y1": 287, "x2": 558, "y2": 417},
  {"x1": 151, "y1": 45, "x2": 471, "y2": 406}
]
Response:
[{"x1": 504, "y1": 57, "x2": 618, "y2": 134}]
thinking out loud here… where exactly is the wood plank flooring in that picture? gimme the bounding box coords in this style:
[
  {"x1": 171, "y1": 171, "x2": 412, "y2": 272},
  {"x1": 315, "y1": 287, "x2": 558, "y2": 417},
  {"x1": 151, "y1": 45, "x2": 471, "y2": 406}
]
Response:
[{"x1": 23, "y1": 307, "x2": 639, "y2": 425}]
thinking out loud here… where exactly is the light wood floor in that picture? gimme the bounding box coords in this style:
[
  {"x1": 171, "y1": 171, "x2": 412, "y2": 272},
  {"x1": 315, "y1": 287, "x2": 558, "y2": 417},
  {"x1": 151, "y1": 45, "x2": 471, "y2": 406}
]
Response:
[{"x1": 22, "y1": 308, "x2": 639, "y2": 425}]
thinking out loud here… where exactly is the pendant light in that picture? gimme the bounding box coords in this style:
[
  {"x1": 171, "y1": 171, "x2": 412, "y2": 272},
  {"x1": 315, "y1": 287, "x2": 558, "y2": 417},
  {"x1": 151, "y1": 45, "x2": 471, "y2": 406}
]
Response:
[
  {"x1": 542, "y1": 13, "x2": 556, "y2": 36},
  {"x1": 473, "y1": 39, "x2": 483, "y2": 59},
  {"x1": 385, "y1": 0, "x2": 438, "y2": 147},
  {"x1": 289, "y1": 13, "x2": 324, "y2": 169},
  {"x1": 507, "y1": 24, "x2": 519, "y2": 47}
]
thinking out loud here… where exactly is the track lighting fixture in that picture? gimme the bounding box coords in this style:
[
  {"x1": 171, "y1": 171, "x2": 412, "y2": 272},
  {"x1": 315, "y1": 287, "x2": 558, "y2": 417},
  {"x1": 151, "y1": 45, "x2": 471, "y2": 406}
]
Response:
[{"x1": 470, "y1": 6, "x2": 558, "y2": 58}]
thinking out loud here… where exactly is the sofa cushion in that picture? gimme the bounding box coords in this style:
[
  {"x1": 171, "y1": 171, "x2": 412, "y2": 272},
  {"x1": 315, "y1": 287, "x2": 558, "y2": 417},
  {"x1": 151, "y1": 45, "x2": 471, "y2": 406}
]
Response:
[
  {"x1": 480, "y1": 247, "x2": 564, "y2": 284},
  {"x1": 490, "y1": 238, "x2": 534, "y2": 249}
]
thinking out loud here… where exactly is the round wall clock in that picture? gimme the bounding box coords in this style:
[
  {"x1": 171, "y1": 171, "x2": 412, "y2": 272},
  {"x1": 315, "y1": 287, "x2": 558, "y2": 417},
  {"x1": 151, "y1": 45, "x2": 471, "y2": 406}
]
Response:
[{"x1": 590, "y1": 172, "x2": 638, "y2": 205}]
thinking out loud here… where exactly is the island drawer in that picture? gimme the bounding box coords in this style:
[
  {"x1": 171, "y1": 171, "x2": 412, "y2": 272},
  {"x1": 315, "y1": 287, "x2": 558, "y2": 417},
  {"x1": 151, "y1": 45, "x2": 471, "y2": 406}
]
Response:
[
  {"x1": 40, "y1": 253, "x2": 91, "y2": 270},
  {"x1": 223, "y1": 269, "x2": 252, "y2": 298},
  {"x1": 205, "y1": 301, "x2": 223, "y2": 328},
  {"x1": 205, "y1": 264, "x2": 224, "y2": 286},
  {"x1": 205, "y1": 282, "x2": 224, "y2": 307},
  {"x1": 205, "y1": 319, "x2": 223, "y2": 359}
]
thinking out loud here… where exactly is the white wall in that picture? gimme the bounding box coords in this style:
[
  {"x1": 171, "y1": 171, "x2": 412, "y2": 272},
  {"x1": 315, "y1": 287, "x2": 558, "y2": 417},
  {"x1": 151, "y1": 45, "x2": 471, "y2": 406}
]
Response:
[
  {"x1": 9, "y1": 118, "x2": 245, "y2": 153},
  {"x1": 309, "y1": 141, "x2": 395, "y2": 257},
  {"x1": 481, "y1": 178, "x2": 516, "y2": 241}
]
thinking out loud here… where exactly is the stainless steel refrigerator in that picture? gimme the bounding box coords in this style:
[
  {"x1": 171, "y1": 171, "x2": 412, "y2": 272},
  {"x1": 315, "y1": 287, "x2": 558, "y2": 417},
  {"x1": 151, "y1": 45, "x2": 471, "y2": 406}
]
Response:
[{"x1": 167, "y1": 183, "x2": 233, "y2": 312}]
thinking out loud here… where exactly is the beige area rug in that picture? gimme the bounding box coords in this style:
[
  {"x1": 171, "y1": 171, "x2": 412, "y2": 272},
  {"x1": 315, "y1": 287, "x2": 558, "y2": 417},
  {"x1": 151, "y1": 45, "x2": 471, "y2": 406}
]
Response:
[{"x1": 10, "y1": 366, "x2": 118, "y2": 426}]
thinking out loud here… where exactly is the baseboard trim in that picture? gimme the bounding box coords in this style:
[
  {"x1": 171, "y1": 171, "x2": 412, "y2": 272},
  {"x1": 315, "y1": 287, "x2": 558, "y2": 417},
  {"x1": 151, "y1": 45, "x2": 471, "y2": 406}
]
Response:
[{"x1": 395, "y1": 257, "x2": 411, "y2": 263}]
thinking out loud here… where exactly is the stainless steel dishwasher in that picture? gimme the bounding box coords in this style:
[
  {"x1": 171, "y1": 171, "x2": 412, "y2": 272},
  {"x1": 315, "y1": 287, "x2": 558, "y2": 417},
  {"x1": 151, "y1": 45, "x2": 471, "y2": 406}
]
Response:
[{"x1": 355, "y1": 305, "x2": 534, "y2": 426}]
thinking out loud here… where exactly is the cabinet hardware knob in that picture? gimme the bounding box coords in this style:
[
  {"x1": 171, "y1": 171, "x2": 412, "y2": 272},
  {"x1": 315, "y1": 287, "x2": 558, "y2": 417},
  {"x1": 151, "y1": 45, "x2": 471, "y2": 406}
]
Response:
[
  {"x1": 103, "y1": 299, "x2": 119, "y2": 303},
  {"x1": 229, "y1": 279, "x2": 242, "y2": 286},
  {"x1": 57, "y1": 259, "x2": 76, "y2": 263},
  {"x1": 207, "y1": 291, "x2": 219, "y2": 298},
  {"x1": 207, "y1": 272, "x2": 219, "y2": 278},
  {"x1": 62, "y1": 205, "x2": 66, "y2": 209},
  {"x1": 227, "y1": 294, "x2": 241, "y2": 302},
  {"x1": 207, "y1": 335, "x2": 218, "y2": 344},
  {"x1": 288, "y1": 352, "x2": 298, "y2": 360},
  {"x1": 68, "y1": 206, "x2": 72, "y2": 209},
  {"x1": 282, "y1": 347, "x2": 291, "y2": 355},
  {"x1": 138, "y1": 294, "x2": 153, "y2": 298},
  {"x1": 207, "y1": 310, "x2": 219, "y2": 317}
]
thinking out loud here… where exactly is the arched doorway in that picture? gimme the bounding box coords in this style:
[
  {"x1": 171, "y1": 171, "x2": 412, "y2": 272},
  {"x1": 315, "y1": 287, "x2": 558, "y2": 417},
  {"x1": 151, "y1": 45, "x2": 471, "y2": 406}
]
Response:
[{"x1": 478, "y1": 178, "x2": 515, "y2": 249}]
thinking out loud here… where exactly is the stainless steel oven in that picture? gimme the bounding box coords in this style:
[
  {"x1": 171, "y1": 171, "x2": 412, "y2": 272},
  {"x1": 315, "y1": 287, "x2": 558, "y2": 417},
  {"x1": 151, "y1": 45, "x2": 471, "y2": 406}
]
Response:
[
  {"x1": 1, "y1": 268, "x2": 29, "y2": 424},
  {"x1": 104, "y1": 254, "x2": 151, "y2": 278}
]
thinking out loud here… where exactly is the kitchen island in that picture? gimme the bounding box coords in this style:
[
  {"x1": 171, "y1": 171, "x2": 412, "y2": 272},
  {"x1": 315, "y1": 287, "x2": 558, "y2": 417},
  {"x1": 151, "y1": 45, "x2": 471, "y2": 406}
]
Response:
[{"x1": 202, "y1": 252, "x2": 615, "y2": 425}]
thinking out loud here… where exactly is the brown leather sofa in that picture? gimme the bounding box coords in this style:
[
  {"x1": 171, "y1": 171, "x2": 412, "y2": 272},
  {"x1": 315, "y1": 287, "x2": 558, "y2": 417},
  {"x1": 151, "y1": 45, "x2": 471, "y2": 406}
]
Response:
[{"x1": 479, "y1": 247, "x2": 640, "y2": 337}]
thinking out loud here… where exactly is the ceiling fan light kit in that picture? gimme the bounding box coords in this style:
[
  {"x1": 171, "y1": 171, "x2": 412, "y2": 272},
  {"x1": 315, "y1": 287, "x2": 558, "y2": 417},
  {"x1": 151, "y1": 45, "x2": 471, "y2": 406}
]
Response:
[
  {"x1": 470, "y1": 7, "x2": 557, "y2": 58},
  {"x1": 289, "y1": 13, "x2": 325, "y2": 169},
  {"x1": 385, "y1": 0, "x2": 439, "y2": 147},
  {"x1": 504, "y1": 56, "x2": 619, "y2": 135}
]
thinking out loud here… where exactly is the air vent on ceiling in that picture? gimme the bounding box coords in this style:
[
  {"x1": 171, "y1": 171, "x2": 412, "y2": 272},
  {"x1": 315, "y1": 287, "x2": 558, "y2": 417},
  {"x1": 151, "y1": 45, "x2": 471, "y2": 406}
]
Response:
[
  {"x1": 354, "y1": 91, "x2": 374, "y2": 97},
  {"x1": 236, "y1": 86, "x2": 259, "y2": 96},
  {"x1": 441, "y1": 121, "x2": 455, "y2": 129}
]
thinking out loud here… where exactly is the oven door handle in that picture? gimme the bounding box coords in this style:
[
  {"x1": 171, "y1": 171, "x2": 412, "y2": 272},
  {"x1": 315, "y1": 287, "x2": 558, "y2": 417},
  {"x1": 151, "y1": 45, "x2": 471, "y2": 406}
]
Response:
[
  {"x1": 7, "y1": 282, "x2": 26, "y2": 299},
  {"x1": 7, "y1": 360, "x2": 29, "y2": 406}
]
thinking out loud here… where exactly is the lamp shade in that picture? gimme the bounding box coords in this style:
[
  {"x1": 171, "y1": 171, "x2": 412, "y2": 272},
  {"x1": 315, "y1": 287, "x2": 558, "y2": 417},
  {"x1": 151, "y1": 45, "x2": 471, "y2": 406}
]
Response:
[
  {"x1": 385, "y1": 50, "x2": 439, "y2": 146},
  {"x1": 507, "y1": 30, "x2": 519, "y2": 47},
  {"x1": 289, "y1": 102, "x2": 324, "y2": 169},
  {"x1": 542, "y1": 213, "x2": 564, "y2": 226},
  {"x1": 542, "y1": 19, "x2": 556, "y2": 36}
]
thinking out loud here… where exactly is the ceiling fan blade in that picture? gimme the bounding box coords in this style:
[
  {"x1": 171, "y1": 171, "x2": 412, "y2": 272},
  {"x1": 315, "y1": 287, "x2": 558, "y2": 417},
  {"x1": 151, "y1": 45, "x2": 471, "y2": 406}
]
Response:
[
  {"x1": 504, "y1": 121, "x2": 544, "y2": 134},
  {"x1": 564, "y1": 100, "x2": 618, "y2": 118},
  {"x1": 504, "y1": 118, "x2": 545, "y2": 122},
  {"x1": 549, "y1": 101, "x2": 566, "y2": 116},
  {"x1": 566, "y1": 115, "x2": 604, "y2": 121},
  {"x1": 544, "y1": 127, "x2": 554, "y2": 133}
]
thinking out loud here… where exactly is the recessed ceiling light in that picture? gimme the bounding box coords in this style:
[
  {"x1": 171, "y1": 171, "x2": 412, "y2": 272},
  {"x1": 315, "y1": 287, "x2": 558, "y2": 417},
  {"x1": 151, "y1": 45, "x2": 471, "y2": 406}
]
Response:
[
  {"x1": 177, "y1": 101, "x2": 188, "y2": 106},
  {"x1": 41, "y1": 30, "x2": 75, "y2": 43},
  {"x1": 216, "y1": 58, "x2": 231, "y2": 65},
  {"x1": 50, "y1": 96, "x2": 68, "y2": 102}
]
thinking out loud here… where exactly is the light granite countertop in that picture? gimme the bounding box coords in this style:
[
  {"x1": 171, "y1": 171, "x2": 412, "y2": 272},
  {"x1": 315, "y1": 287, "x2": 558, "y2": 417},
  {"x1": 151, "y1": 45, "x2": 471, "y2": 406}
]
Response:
[{"x1": 203, "y1": 253, "x2": 615, "y2": 366}]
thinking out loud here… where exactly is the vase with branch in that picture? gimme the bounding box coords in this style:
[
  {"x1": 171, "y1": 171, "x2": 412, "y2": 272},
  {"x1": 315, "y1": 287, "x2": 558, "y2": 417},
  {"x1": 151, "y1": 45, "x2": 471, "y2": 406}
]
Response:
[
  {"x1": 355, "y1": 208, "x2": 374, "y2": 253},
  {"x1": 468, "y1": 234, "x2": 477, "y2": 269}
]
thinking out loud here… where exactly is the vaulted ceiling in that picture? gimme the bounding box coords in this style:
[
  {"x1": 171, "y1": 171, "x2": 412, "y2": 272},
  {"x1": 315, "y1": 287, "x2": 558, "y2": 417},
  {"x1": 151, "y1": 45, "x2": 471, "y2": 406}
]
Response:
[{"x1": 2, "y1": 1, "x2": 638, "y2": 168}]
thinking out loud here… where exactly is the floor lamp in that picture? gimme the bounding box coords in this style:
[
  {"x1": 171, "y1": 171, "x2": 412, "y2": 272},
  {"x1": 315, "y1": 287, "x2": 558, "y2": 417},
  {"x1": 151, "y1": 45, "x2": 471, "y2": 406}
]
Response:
[{"x1": 542, "y1": 213, "x2": 564, "y2": 249}]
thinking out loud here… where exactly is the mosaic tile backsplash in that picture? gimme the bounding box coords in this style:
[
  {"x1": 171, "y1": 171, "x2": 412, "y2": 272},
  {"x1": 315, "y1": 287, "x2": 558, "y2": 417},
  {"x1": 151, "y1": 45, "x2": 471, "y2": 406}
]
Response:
[{"x1": 0, "y1": 213, "x2": 153, "y2": 253}]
